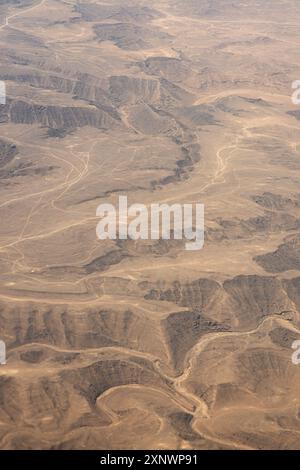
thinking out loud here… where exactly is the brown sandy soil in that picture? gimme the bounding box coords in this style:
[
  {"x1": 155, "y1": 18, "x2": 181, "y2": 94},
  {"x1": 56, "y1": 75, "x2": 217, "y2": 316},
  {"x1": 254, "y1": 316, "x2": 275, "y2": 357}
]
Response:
[{"x1": 0, "y1": 0, "x2": 300, "y2": 450}]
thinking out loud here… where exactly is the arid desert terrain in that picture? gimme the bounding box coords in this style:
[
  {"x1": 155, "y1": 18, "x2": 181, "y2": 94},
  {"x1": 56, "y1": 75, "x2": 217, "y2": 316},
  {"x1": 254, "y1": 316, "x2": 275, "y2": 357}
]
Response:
[{"x1": 0, "y1": 0, "x2": 300, "y2": 450}]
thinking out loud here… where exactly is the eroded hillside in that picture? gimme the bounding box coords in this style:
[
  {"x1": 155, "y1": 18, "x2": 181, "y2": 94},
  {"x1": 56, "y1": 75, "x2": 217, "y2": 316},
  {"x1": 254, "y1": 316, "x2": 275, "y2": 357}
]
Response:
[{"x1": 0, "y1": 0, "x2": 300, "y2": 450}]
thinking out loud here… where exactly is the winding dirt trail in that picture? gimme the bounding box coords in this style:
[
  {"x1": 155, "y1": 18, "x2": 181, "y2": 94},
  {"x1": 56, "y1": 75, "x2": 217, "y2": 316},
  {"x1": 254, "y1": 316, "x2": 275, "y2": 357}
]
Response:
[{"x1": 0, "y1": 0, "x2": 46, "y2": 31}]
